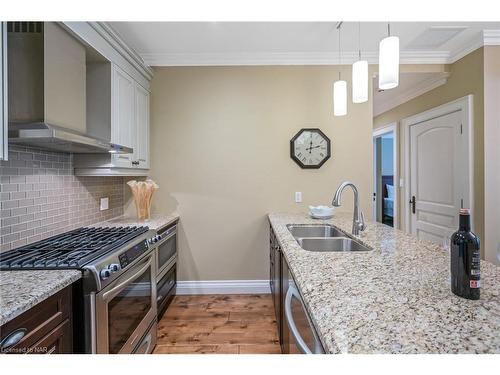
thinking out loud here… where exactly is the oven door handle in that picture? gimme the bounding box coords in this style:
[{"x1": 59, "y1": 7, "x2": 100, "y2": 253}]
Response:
[{"x1": 102, "y1": 256, "x2": 153, "y2": 301}]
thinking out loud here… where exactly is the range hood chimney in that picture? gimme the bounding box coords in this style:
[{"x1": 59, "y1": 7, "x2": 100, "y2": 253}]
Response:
[{"x1": 7, "y1": 22, "x2": 131, "y2": 154}]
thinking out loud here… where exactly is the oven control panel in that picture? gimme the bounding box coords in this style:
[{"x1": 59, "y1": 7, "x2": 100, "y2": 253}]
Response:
[
  {"x1": 147, "y1": 234, "x2": 162, "y2": 245},
  {"x1": 118, "y1": 239, "x2": 149, "y2": 270}
]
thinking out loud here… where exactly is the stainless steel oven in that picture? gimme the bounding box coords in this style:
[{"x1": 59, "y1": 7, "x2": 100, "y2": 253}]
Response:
[
  {"x1": 153, "y1": 222, "x2": 178, "y2": 319},
  {"x1": 155, "y1": 223, "x2": 177, "y2": 276},
  {"x1": 94, "y1": 252, "x2": 157, "y2": 354}
]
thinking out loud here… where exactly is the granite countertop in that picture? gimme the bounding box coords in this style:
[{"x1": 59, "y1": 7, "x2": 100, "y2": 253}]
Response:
[
  {"x1": 268, "y1": 212, "x2": 500, "y2": 354},
  {"x1": 91, "y1": 212, "x2": 180, "y2": 231},
  {"x1": 0, "y1": 270, "x2": 81, "y2": 326}
]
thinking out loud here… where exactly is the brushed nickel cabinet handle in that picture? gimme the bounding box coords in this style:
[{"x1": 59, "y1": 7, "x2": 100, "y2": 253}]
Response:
[{"x1": 0, "y1": 328, "x2": 27, "y2": 349}]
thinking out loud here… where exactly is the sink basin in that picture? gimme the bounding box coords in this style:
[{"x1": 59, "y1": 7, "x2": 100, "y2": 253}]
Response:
[
  {"x1": 296, "y1": 237, "x2": 372, "y2": 252},
  {"x1": 286, "y1": 224, "x2": 346, "y2": 238}
]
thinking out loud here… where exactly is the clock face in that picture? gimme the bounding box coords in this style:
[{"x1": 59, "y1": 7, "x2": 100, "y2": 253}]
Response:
[{"x1": 290, "y1": 128, "x2": 331, "y2": 169}]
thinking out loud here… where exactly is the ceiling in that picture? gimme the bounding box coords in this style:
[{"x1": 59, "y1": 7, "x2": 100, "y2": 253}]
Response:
[
  {"x1": 373, "y1": 72, "x2": 450, "y2": 117},
  {"x1": 109, "y1": 22, "x2": 500, "y2": 66}
]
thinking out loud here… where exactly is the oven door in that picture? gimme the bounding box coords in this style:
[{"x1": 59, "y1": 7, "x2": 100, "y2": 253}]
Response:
[
  {"x1": 95, "y1": 253, "x2": 157, "y2": 354},
  {"x1": 155, "y1": 224, "x2": 177, "y2": 276}
]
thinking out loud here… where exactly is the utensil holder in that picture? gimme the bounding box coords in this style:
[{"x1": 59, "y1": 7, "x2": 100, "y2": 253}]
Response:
[{"x1": 127, "y1": 179, "x2": 159, "y2": 220}]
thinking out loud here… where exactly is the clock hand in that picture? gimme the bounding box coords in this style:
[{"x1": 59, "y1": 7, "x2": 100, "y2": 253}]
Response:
[{"x1": 306, "y1": 144, "x2": 321, "y2": 152}]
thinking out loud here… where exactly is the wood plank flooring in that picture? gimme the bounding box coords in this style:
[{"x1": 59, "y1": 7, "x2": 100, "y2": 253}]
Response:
[{"x1": 154, "y1": 294, "x2": 282, "y2": 354}]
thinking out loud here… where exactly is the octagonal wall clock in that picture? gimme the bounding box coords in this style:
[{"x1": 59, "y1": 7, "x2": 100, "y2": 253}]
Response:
[{"x1": 290, "y1": 128, "x2": 331, "y2": 169}]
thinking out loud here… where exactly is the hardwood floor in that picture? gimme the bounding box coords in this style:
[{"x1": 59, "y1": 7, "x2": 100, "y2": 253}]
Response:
[{"x1": 154, "y1": 294, "x2": 282, "y2": 354}]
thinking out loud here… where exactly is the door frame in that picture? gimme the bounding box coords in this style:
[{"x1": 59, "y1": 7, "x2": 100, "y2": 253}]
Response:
[
  {"x1": 401, "y1": 95, "x2": 474, "y2": 234},
  {"x1": 372, "y1": 122, "x2": 399, "y2": 229}
]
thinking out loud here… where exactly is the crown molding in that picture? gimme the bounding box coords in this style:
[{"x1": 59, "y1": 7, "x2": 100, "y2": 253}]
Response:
[
  {"x1": 142, "y1": 50, "x2": 450, "y2": 66},
  {"x1": 483, "y1": 29, "x2": 500, "y2": 45},
  {"x1": 90, "y1": 22, "x2": 154, "y2": 80},
  {"x1": 374, "y1": 72, "x2": 451, "y2": 117},
  {"x1": 142, "y1": 29, "x2": 500, "y2": 67}
]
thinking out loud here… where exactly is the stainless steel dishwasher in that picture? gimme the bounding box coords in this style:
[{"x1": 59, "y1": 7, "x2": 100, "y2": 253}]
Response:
[{"x1": 282, "y1": 258, "x2": 325, "y2": 354}]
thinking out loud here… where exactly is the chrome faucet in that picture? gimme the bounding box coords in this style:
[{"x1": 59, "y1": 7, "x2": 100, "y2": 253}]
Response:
[{"x1": 332, "y1": 181, "x2": 366, "y2": 235}]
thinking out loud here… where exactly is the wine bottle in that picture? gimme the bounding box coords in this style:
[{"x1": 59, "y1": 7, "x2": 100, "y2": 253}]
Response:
[{"x1": 450, "y1": 208, "x2": 480, "y2": 300}]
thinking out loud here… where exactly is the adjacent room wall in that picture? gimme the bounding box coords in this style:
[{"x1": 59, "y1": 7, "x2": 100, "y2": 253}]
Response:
[
  {"x1": 150, "y1": 65, "x2": 374, "y2": 281},
  {"x1": 483, "y1": 46, "x2": 500, "y2": 265},
  {"x1": 373, "y1": 48, "x2": 485, "y2": 244}
]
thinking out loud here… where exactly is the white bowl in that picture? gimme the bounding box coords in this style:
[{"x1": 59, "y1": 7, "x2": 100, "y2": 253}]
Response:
[{"x1": 309, "y1": 205, "x2": 334, "y2": 217}]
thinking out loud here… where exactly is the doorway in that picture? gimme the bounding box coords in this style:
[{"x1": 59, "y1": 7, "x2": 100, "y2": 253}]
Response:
[
  {"x1": 402, "y1": 96, "x2": 473, "y2": 246},
  {"x1": 372, "y1": 123, "x2": 398, "y2": 228}
]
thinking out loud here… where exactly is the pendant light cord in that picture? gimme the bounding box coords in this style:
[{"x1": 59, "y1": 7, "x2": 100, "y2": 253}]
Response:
[
  {"x1": 358, "y1": 22, "x2": 362, "y2": 60},
  {"x1": 337, "y1": 22, "x2": 342, "y2": 80}
]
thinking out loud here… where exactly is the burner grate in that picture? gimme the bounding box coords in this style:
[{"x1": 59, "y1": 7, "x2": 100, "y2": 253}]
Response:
[{"x1": 0, "y1": 226, "x2": 149, "y2": 270}]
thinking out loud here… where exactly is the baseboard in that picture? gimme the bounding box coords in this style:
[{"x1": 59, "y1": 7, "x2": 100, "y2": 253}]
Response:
[{"x1": 176, "y1": 280, "x2": 271, "y2": 295}]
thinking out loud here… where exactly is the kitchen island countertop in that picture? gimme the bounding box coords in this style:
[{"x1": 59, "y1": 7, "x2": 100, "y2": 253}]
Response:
[{"x1": 268, "y1": 212, "x2": 500, "y2": 354}]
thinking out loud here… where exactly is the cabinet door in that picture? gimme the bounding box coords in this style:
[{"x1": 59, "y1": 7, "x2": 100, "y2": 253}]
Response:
[
  {"x1": 1, "y1": 22, "x2": 7, "y2": 161},
  {"x1": 134, "y1": 83, "x2": 150, "y2": 169},
  {"x1": 29, "y1": 319, "x2": 72, "y2": 354},
  {"x1": 111, "y1": 65, "x2": 135, "y2": 168}
]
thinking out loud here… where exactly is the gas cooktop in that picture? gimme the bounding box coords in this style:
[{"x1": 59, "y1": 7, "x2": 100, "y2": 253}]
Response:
[{"x1": 0, "y1": 226, "x2": 149, "y2": 270}]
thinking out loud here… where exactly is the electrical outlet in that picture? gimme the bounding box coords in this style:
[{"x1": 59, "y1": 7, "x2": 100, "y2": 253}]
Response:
[
  {"x1": 295, "y1": 192, "x2": 302, "y2": 203},
  {"x1": 100, "y1": 197, "x2": 109, "y2": 211}
]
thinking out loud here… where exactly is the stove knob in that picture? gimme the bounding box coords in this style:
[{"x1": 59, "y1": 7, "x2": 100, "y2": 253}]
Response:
[
  {"x1": 157, "y1": 234, "x2": 162, "y2": 241},
  {"x1": 109, "y1": 263, "x2": 120, "y2": 273},
  {"x1": 100, "y1": 268, "x2": 111, "y2": 280}
]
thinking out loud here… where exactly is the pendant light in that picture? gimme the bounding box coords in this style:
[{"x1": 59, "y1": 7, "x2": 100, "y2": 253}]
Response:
[
  {"x1": 378, "y1": 22, "x2": 399, "y2": 90},
  {"x1": 352, "y1": 22, "x2": 368, "y2": 103},
  {"x1": 333, "y1": 22, "x2": 347, "y2": 117}
]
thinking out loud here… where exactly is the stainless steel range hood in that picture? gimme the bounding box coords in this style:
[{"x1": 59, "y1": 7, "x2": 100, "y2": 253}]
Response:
[
  {"x1": 7, "y1": 21, "x2": 131, "y2": 154},
  {"x1": 8, "y1": 122, "x2": 132, "y2": 154}
]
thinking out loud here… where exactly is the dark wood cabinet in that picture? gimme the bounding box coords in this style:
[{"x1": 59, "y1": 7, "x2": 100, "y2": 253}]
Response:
[
  {"x1": 0, "y1": 286, "x2": 73, "y2": 354},
  {"x1": 269, "y1": 224, "x2": 283, "y2": 346}
]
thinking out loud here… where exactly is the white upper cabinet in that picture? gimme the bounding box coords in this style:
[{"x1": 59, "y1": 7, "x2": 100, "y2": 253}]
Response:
[
  {"x1": 111, "y1": 65, "x2": 135, "y2": 168},
  {"x1": 1, "y1": 22, "x2": 7, "y2": 161},
  {"x1": 134, "y1": 82, "x2": 150, "y2": 169},
  {"x1": 111, "y1": 65, "x2": 150, "y2": 170},
  {"x1": 63, "y1": 22, "x2": 153, "y2": 176}
]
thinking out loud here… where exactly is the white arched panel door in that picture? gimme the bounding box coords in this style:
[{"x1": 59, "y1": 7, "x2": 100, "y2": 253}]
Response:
[{"x1": 409, "y1": 110, "x2": 467, "y2": 245}]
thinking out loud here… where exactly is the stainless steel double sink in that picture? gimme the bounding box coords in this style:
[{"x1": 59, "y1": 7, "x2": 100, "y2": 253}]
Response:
[{"x1": 287, "y1": 224, "x2": 372, "y2": 252}]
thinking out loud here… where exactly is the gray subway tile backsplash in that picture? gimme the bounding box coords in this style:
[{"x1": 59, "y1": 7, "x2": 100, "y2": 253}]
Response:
[{"x1": 0, "y1": 146, "x2": 124, "y2": 252}]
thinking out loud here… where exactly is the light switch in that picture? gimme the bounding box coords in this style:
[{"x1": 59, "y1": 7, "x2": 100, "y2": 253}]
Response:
[
  {"x1": 100, "y1": 197, "x2": 109, "y2": 211},
  {"x1": 295, "y1": 192, "x2": 302, "y2": 203}
]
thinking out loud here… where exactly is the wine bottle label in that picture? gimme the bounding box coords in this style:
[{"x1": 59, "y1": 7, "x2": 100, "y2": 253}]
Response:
[
  {"x1": 471, "y1": 269, "x2": 480, "y2": 276},
  {"x1": 470, "y1": 280, "x2": 480, "y2": 288}
]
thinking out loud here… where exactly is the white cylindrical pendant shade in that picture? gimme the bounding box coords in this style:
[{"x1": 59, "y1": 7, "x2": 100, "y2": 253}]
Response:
[
  {"x1": 378, "y1": 36, "x2": 399, "y2": 90},
  {"x1": 333, "y1": 80, "x2": 347, "y2": 117},
  {"x1": 352, "y1": 60, "x2": 368, "y2": 103}
]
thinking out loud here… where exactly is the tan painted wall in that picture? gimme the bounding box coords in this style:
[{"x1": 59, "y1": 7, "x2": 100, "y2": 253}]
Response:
[
  {"x1": 483, "y1": 46, "x2": 500, "y2": 265},
  {"x1": 149, "y1": 66, "x2": 373, "y2": 281},
  {"x1": 373, "y1": 48, "x2": 485, "y2": 243}
]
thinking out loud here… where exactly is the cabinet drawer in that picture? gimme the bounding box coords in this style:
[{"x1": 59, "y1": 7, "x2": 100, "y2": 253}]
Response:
[
  {"x1": 0, "y1": 286, "x2": 72, "y2": 354},
  {"x1": 28, "y1": 319, "x2": 72, "y2": 354}
]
